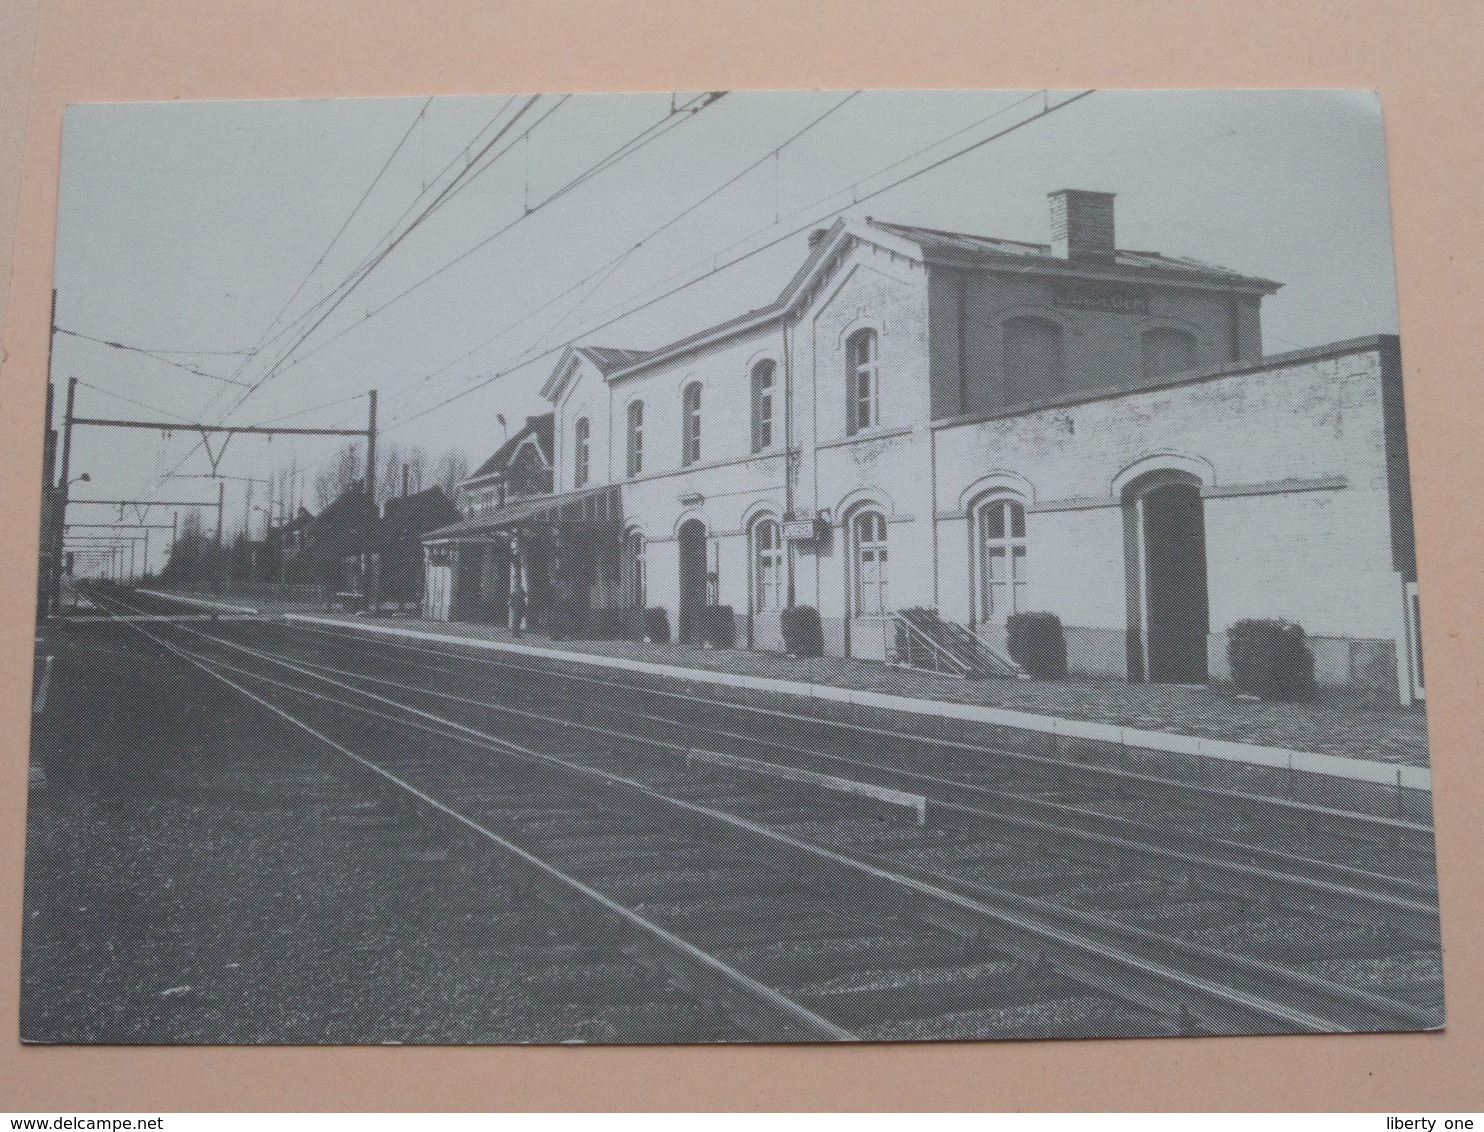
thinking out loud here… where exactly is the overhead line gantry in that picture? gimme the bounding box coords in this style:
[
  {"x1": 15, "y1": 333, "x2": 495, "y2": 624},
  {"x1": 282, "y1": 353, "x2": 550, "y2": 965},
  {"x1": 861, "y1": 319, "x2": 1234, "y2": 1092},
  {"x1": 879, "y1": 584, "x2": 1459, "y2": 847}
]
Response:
[{"x1": 47, "y1": 376, "x2": 378, "y2": 615}]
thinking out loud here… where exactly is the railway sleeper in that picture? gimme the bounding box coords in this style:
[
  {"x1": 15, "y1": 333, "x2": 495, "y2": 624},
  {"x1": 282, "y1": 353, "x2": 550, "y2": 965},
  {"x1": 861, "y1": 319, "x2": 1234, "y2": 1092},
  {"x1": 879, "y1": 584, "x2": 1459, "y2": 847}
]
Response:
[
  {"x1": 719, "y1": 930, "x2": 980, "y2": 983},
  {"x1": 787, "y1": 960, "x2": 1083, "y2": 1027}
]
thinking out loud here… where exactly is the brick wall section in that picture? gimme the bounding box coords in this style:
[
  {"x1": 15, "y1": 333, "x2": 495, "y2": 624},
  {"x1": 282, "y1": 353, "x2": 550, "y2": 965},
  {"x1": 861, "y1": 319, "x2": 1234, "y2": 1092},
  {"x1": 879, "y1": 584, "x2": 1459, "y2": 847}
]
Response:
[
  {"x1": 927, "y1": 265, "x2": 1264, "y2": 420},
  {"x1": 507, "y1": 213, "x2": 1408, "y2": 698}
]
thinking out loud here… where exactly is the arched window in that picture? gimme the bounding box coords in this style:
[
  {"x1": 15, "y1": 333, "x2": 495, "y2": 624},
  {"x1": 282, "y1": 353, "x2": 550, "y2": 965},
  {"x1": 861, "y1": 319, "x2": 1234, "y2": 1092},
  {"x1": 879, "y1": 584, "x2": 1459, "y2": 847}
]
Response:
[
  {"x1": 974, "y1": 498, "x2": 1027, "y2": 622},
  {"x1": 751, "y1": 360, "x2": 775, "y2": 453},
  {"x1": 626, "y1": 400, "x2": 644, "y2": 477},
  {"x1": 621, "y1": 529, "x2": 647, "y2": 608},
  {"x1": 751, "y1": 516, "x2": 784, "y2": 612},
  {"x1": 1141, "y1": 326, "x2": 1197, "y2": 380},
  {"x1": 1002, "y1": 316, "x2": 1064, "y2": 405},
  {"x1": 573, "y1": 416, "x2": 590, "y2": 488},
  {"x1": 851, "y1": 510, "x2": 889, "y2": 616},
  {"x1": 682, "y1": 381, "x2": 702, "y2": 466},
  {"x1": 847, "y1": 329, "x2": 880, "y2": 434}
]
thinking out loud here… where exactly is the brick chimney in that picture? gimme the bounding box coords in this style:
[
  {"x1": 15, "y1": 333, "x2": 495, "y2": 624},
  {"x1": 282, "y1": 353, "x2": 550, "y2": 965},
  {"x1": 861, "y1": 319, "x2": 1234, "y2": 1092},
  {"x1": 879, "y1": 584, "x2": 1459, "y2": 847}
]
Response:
[{"x1": 1048, "y1": 189, "x2": 1116, "y2": 260}]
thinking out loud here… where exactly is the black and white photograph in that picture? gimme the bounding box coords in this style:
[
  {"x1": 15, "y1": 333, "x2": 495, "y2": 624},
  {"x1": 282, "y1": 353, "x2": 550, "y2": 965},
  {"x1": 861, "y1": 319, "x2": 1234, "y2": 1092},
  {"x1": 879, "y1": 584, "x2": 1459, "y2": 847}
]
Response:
[{"x1": 20, "y1": 88, "x2": 1442, "y2": 1044}]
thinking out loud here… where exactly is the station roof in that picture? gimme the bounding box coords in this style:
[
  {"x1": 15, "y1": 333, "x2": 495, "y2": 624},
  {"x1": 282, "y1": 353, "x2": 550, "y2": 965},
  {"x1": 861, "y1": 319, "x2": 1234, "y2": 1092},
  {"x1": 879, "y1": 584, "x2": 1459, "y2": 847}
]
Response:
[{"x1": 423, "y1": 483, "x2": 622, "y2": 543}]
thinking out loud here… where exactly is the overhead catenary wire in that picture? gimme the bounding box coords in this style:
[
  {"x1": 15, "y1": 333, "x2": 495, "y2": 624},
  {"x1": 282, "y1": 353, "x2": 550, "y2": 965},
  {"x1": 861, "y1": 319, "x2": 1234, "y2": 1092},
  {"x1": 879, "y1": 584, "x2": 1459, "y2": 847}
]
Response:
[
  {"x1": 278, "y1": 91, "x2": 729, "y2": 379},
  {"x1": 376, "y1": 90, "x2": 1051, "y2": 425},
  {"x1": 195, "y1": 92, "x2": 737, "y2": 505},
  {"x1": 76, "y1": 380, "x2": 196, "y2": 424},
  {"x1": 218, "y1": 95, "x2": 551, "y2": 410},
  {"x1": 138, "y1": 95, "x2": 551, "y2": 501},
  {"x1": 207, "y1": 94, "x2": 522, "y2": 401},
  {"x1": 360, "y1": 91, "x2": 862, "y2": 417},
  {"x1": 56, "y1": 328, "x2": 250, "y2": 386},
  {"x1": 238, "y1": 96, "x2": 439, "y2": 369},
  {"x1": 381, "y1": 90, "x2": 1094, "y2": 437}
]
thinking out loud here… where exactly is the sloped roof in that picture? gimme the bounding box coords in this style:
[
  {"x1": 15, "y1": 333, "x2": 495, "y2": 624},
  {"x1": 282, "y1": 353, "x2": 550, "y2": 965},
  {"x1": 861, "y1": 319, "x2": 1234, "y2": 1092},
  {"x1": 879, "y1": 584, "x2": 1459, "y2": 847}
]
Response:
[
  {"x1": 381, "y1": 486, "x2": 461, "y2": 537},
  {"x1": 423, "y1": 483, "x2": 622, "y2": 542},
  {"x1": 593, "y1": 214, "x2": 1281, "y2": 383},
  {"x1": 577, "y1": 346, "x2": 651, "y2": 372},
  {"x1": 466, "y1": 413, "x2": 555, "y2": 483},
  {"x1": 870, "y1": 220, "x2": 1282, "y2": 290}
]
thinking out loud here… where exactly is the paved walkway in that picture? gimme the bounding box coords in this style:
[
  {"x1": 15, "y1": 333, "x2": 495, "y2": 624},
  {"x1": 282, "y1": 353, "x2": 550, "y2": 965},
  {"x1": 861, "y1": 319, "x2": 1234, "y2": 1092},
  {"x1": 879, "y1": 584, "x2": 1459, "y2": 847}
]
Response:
[{"x1": 303, "y1": 611, "x2": 1429, "y2": 770}]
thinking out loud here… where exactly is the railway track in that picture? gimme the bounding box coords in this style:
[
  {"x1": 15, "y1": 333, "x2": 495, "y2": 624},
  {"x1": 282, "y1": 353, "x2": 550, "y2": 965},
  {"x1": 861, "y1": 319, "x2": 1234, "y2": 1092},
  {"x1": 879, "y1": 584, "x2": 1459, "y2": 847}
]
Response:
[
  {"x1": 268, "y1": 615, "x2": 1438, "y2": 843},
  {"x1": 68, "y1": 588, "x2": 1444, "y2": 1040},
  {"x1": 162, "y1": 611, "x2": 1438, "y2": 901}
]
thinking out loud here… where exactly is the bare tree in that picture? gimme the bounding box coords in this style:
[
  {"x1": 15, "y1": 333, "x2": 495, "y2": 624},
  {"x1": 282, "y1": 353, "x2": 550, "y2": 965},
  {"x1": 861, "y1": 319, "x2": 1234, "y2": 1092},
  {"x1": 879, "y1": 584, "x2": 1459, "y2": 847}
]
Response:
[
  {"x1": 376, "y1": 443, "x2": 430, "y2": 502},
  {"x1": 433, "y1": 448, "x2": 470, "y2": 501},
  {"x1": 314, "y1": 443, "x2": 363, "y2": 510}
]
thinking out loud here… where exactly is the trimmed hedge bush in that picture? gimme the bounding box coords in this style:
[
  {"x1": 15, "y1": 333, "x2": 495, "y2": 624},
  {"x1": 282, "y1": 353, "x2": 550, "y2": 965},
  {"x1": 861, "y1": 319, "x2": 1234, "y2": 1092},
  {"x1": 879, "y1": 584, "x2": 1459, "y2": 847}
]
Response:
[
  {"x1": 546, "y1": 596, "x2": 587, "y2": 640},
  {"x1": 697, "y1": 605, "x2": 737, "y2": 649},
  {"x1": 1227, "y1": 618, "x2": 1315, "y2": 700},
  {"x1": 781, "y1": 605, "x2": 825, "y2": 657},
  {"x1": 585, "y1": 606, "x2": 631, "y2": 640},
  {"x1": 635, "y1": 606, "x2": 670, "y2": 644},
  {"x1": 1006, "y1": 611, "x2": 1068, "y2": 679}
]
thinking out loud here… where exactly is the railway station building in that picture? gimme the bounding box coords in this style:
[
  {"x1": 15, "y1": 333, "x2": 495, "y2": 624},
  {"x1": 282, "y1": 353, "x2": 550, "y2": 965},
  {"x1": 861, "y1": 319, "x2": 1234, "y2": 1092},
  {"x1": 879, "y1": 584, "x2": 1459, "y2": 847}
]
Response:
[{"x1": 422, "y1": 190, "x2": 1423, "y2": 703}]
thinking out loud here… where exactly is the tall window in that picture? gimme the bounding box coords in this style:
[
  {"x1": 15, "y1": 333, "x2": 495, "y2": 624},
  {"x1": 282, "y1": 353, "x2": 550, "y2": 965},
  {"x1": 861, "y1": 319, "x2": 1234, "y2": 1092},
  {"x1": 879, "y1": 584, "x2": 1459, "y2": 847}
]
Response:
[
  {"x1": 847, "y1": 329, "x2": 880, "y2": 434},
  {"x1": 1002, "y1": 316, "x2": 1064, "y2": 405},
  {"x1": 751, "y1": 360, "x2": 775, "y2": 453},
  {"x1": 573, "y1": 417, "x2": 590, "y2": 488},
  {"x1": 621, "y1": 529, "x2": 647, "y2": 608},
  {"x1": 1141, "y1": 326, "x2": 1197, "y2": 380},
  {"x1": 682, "y1": 381, "x2": 702, "y2": 466},
  {"x1": 976, "y1": 498, "x2": 1027, "y2": 621},
  {"x1": 752, "y1": 517, "x2": 784, "y2": 612},
  {"x1": 852, "y1": 510, "x2": 889, "y2": 616},
  {"x1": 626, "y1": 400, "x2": 644, "y2": 477}
]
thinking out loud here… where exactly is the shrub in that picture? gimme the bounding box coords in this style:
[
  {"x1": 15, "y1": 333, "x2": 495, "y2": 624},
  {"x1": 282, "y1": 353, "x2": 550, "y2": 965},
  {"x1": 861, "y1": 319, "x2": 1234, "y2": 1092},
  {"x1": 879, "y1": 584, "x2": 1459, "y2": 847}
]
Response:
[
  {"x1": 1006, "y1": 611, "x2": 1068, "y2": 679},
  {"x1": 547, "y1": 596, "x2": 588, "y2": 640},
  {"x1": 633, "y1": 606, "x2": 670, "y2": 644},
  {"x1": 697, "y1": 605, "x2": 736, "y2": 649},
  {"x1": 1227, "y1": 619, "x2": 1315, "y2": 700},
  {"x1": 586, "y1": 606, "x2": 630, "y2": 640},
  {"x1": 781, "y1": 605, "x2": 825, "y2": 657}
]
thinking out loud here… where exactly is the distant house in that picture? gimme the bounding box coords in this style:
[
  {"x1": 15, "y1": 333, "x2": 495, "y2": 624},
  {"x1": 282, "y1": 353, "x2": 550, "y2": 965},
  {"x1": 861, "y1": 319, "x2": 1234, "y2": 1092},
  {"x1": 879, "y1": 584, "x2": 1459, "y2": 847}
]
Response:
[
  {"x1": 378, "y1": 486, "x2": 461, "y2": 607},
  {"x1": 459, "y1": 413, "x2": 556, "y2": 517},
  {"x1": 261, "y1": 505, "x2": 314, "y2": 583},
  {"x1": 422, "y1": 412, "x2": 585, "y2": 624},
  {"x1": 283, "y1": 483, "x2": 459, "y2": 608}
]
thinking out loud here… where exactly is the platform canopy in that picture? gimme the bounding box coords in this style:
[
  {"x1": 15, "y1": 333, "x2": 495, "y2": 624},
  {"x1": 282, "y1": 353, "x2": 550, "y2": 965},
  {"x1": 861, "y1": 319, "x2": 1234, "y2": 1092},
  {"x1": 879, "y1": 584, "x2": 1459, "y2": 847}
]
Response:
[{"x1": 422, "y1": 484, "x2": 623, "y2": 546}]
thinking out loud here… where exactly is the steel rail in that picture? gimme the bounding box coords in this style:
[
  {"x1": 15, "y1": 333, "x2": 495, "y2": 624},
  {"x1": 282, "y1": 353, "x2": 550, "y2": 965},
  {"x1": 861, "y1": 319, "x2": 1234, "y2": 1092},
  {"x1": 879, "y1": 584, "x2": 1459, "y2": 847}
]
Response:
[
  {"x1": 225, "y1": 619, "x2": 1440, "y2": 914},
  {"x1": 280, "y1": 617, "x2": 1433, "y2": 836},
  {"x1": 132, "y1": 609, "x2": 1439, "y2": 1034},
  {"x1": 81, "y1": 591, "x2": 855, "y2": 1042}
]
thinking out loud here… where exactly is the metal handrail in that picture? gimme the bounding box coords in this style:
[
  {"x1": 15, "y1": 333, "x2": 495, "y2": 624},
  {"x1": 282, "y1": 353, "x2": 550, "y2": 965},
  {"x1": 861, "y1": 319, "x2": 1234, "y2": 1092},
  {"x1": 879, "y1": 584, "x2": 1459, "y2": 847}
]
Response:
[
  {"x1": 889, "y1": 611, "x2": 973, "y2": 676},
  {"x1": 966, "y1": 622, "x2": 1028, "y2": 677}
]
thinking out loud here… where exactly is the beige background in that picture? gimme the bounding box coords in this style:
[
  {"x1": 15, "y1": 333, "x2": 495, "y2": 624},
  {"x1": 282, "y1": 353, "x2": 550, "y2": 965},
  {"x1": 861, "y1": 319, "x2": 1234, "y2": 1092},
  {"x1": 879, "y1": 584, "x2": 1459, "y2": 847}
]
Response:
[{"x1": 2, "y1": 0, "x2": 1480, "y2": 1112}]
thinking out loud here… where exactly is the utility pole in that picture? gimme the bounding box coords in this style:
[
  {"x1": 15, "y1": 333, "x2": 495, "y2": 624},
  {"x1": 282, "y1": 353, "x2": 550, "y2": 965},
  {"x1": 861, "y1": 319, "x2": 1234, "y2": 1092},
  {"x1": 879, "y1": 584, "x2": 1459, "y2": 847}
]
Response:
[
  {"x1": 60, "y1": 386, "x2": 377, "y2": 605},
  {"x1": 214, "y1": 479, "x2": 225, "y2": 593},
  {"x1": 362, "y1": 390, "x2": 378, "y2": 613},
  {"x1": 43, "y1": 291, "x2": 57, "y2": 614},
  {"x1": 50, "y1": 376, "x2": 77, "y2": 616}
]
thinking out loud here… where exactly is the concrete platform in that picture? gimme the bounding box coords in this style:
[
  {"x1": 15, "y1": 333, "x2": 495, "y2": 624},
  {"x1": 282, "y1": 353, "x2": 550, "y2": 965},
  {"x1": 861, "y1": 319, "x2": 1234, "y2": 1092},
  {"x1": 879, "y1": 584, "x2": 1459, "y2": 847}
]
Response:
[{"x1": 282, "y1": 612, "x2": 1432, "y2": 793}]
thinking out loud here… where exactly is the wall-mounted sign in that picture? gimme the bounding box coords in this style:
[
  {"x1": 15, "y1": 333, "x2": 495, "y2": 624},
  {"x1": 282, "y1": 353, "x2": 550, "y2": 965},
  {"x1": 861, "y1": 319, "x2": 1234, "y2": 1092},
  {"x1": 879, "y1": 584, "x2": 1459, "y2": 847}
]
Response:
[
  {"x1": 1050, "y1": 282, "x2": 1149, "y2": 314},
  {"x1": 783, "y1": 518, "x2": 823, "y2": 542}
]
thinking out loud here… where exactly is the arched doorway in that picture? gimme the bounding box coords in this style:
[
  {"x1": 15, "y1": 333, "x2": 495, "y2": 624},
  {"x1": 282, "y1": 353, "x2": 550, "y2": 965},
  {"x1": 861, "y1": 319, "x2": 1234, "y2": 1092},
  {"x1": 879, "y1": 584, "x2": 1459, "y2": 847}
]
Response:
[
  {"x1": 1125, "y1": 474, "x2": 1209, "y2": 683},
  {"x1": 677, "y1": 518, "x2": 708, "y2": 644}
]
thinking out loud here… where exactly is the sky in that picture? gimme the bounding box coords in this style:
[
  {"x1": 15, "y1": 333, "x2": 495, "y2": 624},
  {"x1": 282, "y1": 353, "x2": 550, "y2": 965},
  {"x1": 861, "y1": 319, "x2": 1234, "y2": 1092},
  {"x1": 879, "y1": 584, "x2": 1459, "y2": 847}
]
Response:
[{"x1": 49, "y1": 89, "x2": 1401, "y2": 571}]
